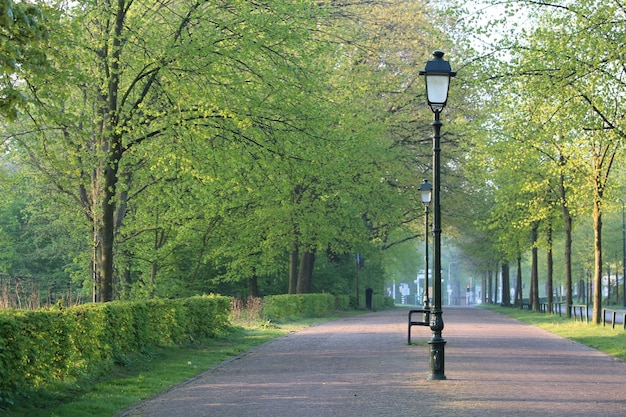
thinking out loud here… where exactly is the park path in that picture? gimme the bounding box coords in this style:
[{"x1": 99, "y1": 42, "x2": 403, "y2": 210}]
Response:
[{"x1": 119, "y1": 307, "x2": 626, "y2": 417}]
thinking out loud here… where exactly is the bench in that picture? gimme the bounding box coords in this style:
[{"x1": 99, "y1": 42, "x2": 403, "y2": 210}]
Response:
[
  {"x1": 569, "y1": 304, "x2": 589, "y2": 323},
  {"x1": 408, "y1": 308, "x2": 430, "y2": 344},
  {"x1": 602, "y1": 308, "x2": 626, "y2": 329}
]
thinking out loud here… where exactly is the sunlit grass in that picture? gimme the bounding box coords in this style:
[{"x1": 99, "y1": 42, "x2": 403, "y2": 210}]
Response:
[{"x1": 482, "y1": 305, "x2": 626, "y2": 361}]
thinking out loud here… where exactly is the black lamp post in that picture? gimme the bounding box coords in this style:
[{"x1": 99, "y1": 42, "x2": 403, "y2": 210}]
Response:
[
  {"x1": 420, "y1": 50, "x2": 455, "y2": 381},
  {"x1": 420, "y1": 179, "x2": 432, "y2": 308}
]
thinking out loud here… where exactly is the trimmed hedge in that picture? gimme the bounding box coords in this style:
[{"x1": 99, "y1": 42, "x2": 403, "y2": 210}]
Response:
[
  {"x1": 262, "y1": 293, "x2": 395, "y2": 321},
  {"x1": 262, "y1": 293, "x2": 338, "y2": 321},
  {"x1": 0, "y1": 295, "x2": 230, "y2": 404},
  {"x1": 374, "y1": 294, "x2": 395, "y2": 309}
]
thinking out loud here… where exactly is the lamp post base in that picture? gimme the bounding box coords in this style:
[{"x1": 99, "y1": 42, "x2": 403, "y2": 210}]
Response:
[
  {"x1": 428, "y1": 309, "x2": 446, "y2": 380},
  {"x1": 427, "y1": 337, "x2": 447, "y2": 380}
]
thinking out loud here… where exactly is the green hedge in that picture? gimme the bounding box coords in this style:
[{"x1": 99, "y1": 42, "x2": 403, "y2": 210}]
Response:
[
  {"x1": 0, "y1": 295, "x2": 230, "y2": 405},
  {"x1": 375, "y1": 294, "x2": 395, "y2": 309},
  {"x1": 261, "y1": 293, "x2": 395, "y2": 321},
  {"x1": 262, "y1": 293, "x2": 339, "y2": 321},
  {"x1": 335, "y1": 294, "x2": 351, "y2": 310}
]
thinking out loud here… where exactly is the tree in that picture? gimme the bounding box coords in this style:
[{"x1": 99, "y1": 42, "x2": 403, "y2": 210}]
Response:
[
  {"x1": 0, "y1": 0, "x2": 47, "y2": 119},
  {"x1": 459, "y1": 0, "x2": 626, "y2": 322},
  {"x1": 498, "y1": 0, "x2": 626, "y2": 323},
  {"x1": 7, "y1": 0, "x2": 335, "y2": 301},
  {"x1": 1, "y1": 0, "x2": 462, "y2": 302}
]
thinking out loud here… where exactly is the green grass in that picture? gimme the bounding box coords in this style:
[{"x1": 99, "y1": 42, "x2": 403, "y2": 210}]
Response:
[
  {"x1": 4, "y1": 314, "x2": 355, "y2": 417},
  {"x1": 482, "y1": 305, "x2": 626, "y2": 360}
]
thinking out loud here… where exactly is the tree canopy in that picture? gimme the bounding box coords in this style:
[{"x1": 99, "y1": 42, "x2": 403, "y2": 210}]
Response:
[{"x1": 0, "y1": 0, "x2": 455, "y2": 303}]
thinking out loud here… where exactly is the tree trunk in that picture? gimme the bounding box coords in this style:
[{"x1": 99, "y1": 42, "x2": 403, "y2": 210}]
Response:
[
  {"x1": 607, "y1": 265, "x2": 611, "y2": 303},
  {"x1": 516, "y1": 255, "x2": 523, "y2": 307},
  {"x1": 501, "y1": 262, "x2": 510, "y2": 306},
  {"x1": 92, "y1": 225, "x2": 100, "y2": 302},
  {"x1": 150, "y1": 261, "x2": 157, "y2": 299},
  {"x1": 482, "y1": 272, "x2": 487, "y2": 304},
  {"x1": 559, "y1": 153, "x2": 573, "y2": 317},
  {"x1": 616, "y1": 269, "x2": 619, "y2": 304},
  {"x1": 288, "y1": 246, "x2": 298, "y2": 294},
  {"x1": 248, "y1": 274, "x2": 259, "y2": 298},
  {"x1": 563, "y1": 199, "x2": 573, "y2": 318},
  {"x1": 297, "y1": 249, "x2": 315, "y2": 294},
  {"x1": 547, "y1": 222, "x2": 553, "y2": 313},
  {"x1": 592, "y1": 197, "x2": 603, "y2": 324},
  {"x1": 289, "y1": 184, "x2": 302, "y2": 295},
  {"x1": 531, "y1": 223, "x2": 539, "y2": 312}
]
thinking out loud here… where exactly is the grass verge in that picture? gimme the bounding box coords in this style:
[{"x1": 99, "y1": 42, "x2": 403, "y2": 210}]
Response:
[
  {"x1": 4, "y1": 313, "x2": 357, "y2": 417},
  {"x1": 481, "y1": 304, "x2": 626, "y2": 361}
]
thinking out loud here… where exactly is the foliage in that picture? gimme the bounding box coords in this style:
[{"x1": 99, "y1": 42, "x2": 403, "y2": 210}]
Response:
[
  {"x1": 0, "y1": 160, "x2": 88, "y2": 307},
  {"x1": 455, "y1": 0, "x2": 626, "y2": 315},
  {"x1": 0, "y1": 294, "x2": 230, "y2": 405},
  {"x1": 0, "y1": 0, "x2": 461, "y2": 302},
  {"x1": 262, "y1": 293, "x2": 339, "y2": 321},
  {"x1": 0, "y1": 0, "x2": 48, "y2": 119}
]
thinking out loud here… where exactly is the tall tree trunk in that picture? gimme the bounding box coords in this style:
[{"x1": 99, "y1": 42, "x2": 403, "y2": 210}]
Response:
[
  {"x1": 562, "y1": 196, "x2": 573, "y2": 317},
  {"x1": 150, "y1": 261, "x2": 157, "y2": 299},
  {"x1": 288, "y1": 246, "x2": 298, "y2": 294},
  {"x1": 289, "y1": 184, "x2": 302, "y2": 295},
  {"x1": 531, "y1": 223, "x2": 539, "y2": 312},
  {"x1": 100, "y1": 176, "x2": 117, "y2": 302},
  {"x1": 488, "y1": 269, "x2": 493, "y2": 304},
  {"x1": 547, "y1": 222, "x2": 553, "y2": 313},
  {"x1": 501, "y1": 262, "x2": 510, "y2": 306},
  {"x1": 92, "y1": 224, "x2": 100, "y2": 302},
  {"x1": 297, "y1": 248, "x2": 315, "y2": 294},
  {"x1": 607, "y1": 265, "x2": 611, "y2": 303},
  {"x1": 592, "y1": 196, "x2": 603, "y2": 324},
  {"x1": 98, "y1": 0, "x2": 127, "y2": 302},
  {"x1": 248, "y1": 273, "x2": 259, "y2": 298},
  {"x1": 559, "y1": 153, "x2": 574, "y2": 317},
  {"x1": 516, "y1": 255, "x2": 523, "y2": 307},
  {"x1": 482, "y1": 272, "x2": 487, "y2": 304},
  {"x1": 616, "y1": 269, "x2": 619, "y2": 304}
]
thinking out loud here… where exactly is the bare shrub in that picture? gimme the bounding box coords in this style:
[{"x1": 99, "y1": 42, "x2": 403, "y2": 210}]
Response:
[{"x1": 230, "y1": 296, "x2": 263, "y2": 326}]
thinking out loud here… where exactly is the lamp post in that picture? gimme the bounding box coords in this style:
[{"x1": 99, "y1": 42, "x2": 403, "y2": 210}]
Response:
[
  {"x1": 420, "y1": 50, "x2": 455, "y2": 381},
  {"x1": 420, "y1": 179, "x2": 432, "y2": 308}
]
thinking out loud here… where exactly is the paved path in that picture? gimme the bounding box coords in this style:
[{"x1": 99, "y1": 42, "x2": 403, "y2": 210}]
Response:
[{"x1": 119, "y1": 307, "x2": 626, "y2": 417}]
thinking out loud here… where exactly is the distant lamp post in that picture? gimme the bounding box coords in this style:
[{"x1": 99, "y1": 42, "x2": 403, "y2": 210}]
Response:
[
  {"x1": 419, "y1": 50, "x2": 455, "y2": 381},
  {"x1": 419, "y1": 179, "x2": 432, "y2": 308}
]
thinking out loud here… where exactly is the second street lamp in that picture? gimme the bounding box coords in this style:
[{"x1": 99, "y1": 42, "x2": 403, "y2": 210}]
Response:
[
  {"x1": 419, "y1": 50, "x2": 456, "y2": 381},
  {"x1": 420, "y1": 179, "x2": 432, "y2": 308}
]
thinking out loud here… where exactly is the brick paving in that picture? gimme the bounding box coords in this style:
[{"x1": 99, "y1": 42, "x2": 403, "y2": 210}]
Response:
[{"x1": 119, "y1": 307, "x2": 626, "y2": 417}]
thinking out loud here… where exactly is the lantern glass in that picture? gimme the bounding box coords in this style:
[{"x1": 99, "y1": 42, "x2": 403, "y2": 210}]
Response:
[
  {"x1": 419, "y1": 180, "x2": 432, "y2": 205},
  {"x1": 425, "y1": 74, "x2": 450, "y2": 110}
]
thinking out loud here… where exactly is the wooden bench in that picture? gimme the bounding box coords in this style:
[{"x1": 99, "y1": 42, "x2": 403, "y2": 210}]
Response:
[
  {"x1": 408, "y1": 308, "x2": 430, "y2": 344},
  {"x1": 569, "y1": 304, "x2": 589, "y2": 323},
  {"x1": 602, "y1": 308, "x2": 626, "y2": 329}
]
